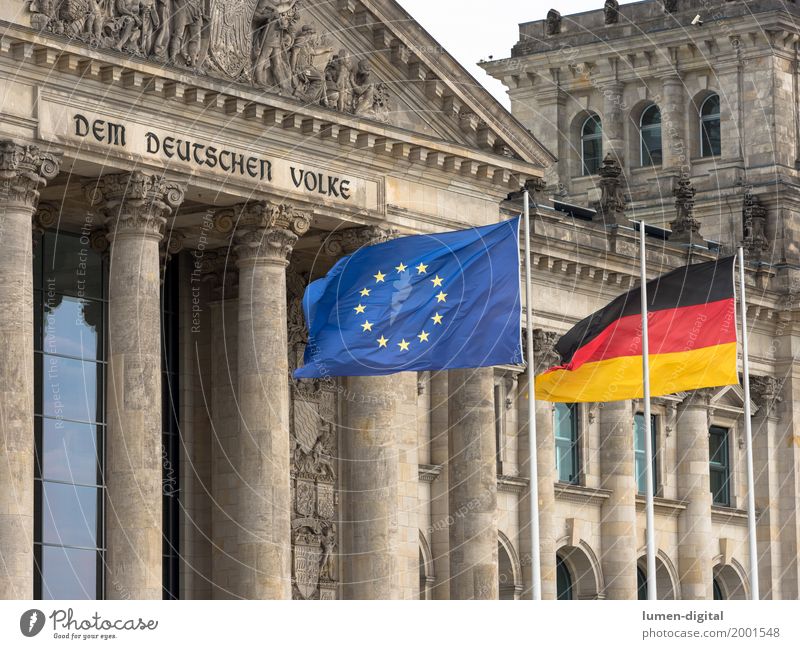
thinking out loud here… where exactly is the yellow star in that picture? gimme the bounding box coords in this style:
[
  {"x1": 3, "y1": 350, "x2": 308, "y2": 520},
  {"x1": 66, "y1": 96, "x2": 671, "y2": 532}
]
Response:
[
  {"x1": 436, "y1": 291, "x2": 447, "y2": 303},
  {"x1": 418, "y1": 330, "x2": 430, "y2": 343},
  {"x1": 398, "y1": 339, "x2": 410, "y2": 351},
  {"x1": 362, "y1": 320, "x2": 373, "y2": 332},
  {"x1": 431, "y1": 275, "x2": 444, "y2": 288},
  {"x1": 354, "y1": 303, "x2": 366, "y2": 314},
  {"x1": 377, "y1": 335, "x2": 389, "y2": 348},
  {"x1": 431, "y1": 312, "x2": 443, "y2": 325},
  {"x1": 416, "y1": 262, "x2": 428, "y2": 275},
  {"x1": 374, "y1": 270, "x2": 386, "y2": 283},
  {"x1": 395, "y1": 262, "x2": 408, "y2": 273},
  {"x1": 360, "y1": 288, "x2": 371, "y2": 297}
]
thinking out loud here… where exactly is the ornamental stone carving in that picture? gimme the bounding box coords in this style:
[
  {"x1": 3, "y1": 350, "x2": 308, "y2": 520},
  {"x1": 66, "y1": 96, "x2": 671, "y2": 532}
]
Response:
[
  {"x1": 321, "y1": 224, "x2": 396, "y2": 256},
  {"x1": 27, "y1": 1, "x2": 392, "y2": 122},
  {"x1": 85, "y1": 171, "x2": 185, "y2": 241},
  {"x1": 594, "y1": 153, "x2": 629, "y2": 226},
  {"x1": 531, "y1": 328, "x2": 561, "y2": 369},
  {"x1": 546, "y1": 9, "x2": 561, "y2": 36},
  {"x1": 670, "y1": 174, "x2": 702, "y2": 244},
  {"x1": 604, "y1": 0, "x2": 619, "y2": 24},
  {"x1": 0, "y1": 141, "x2": 60, "y2": 209},
  {"x1": 230, "y1": 201, "x2": 311, "y2": 264},
  {"x1": 661, "y1": 0, "x2": 678, "y2": 13},
  {"x1": 742, "y1": 192, "x2": 769, "y2": 261},
  {"x1": 750, "y1": 375, "x2": 782, "y2": 419}
]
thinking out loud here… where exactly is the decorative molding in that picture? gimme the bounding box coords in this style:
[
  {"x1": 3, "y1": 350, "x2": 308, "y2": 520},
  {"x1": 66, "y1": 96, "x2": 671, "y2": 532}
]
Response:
[
  {"x1": 498, "y1": 474, "x2": 529, "y2": 494},
  {"x1": 711, "y1": 505, "x2": 751, "y2": 525},
  {"x1": 418, "y1": 463, "x2": 442, "y2": 483},
  {"x1": 0, "y1": 140, "x2": 60, "y2": 210},
  {"x1": 634, "y1": 495, "x2": 687, "y2": 517},
  {"x1": 554, "y1": 483, "x2": 612, "y2": 506}
]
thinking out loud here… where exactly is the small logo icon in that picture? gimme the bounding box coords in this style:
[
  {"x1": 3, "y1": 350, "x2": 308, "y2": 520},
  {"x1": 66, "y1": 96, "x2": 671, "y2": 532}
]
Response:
[{"x1": 20, "y1": 609, "x2": 45, "y2": 637}]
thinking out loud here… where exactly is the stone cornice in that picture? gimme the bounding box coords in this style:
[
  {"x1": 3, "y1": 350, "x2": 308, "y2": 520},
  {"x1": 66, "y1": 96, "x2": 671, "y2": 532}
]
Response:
[
  {"x1": 634, "y1": 495, "x2": 687, "y2": 518},
  {"x1": 0, "y1": 21, "x2": 543, "y2": 192},
  {"x1": 497, "y1": 475, "x2": 529, "y2": 494},
  {"x1": 418, "y1": 464, "x2": 442, "y2": 483},
  {"x1": 554, "y1": 483, "x2": 612, "y2": 506},
  {"x1": 711, "y1": 505, "x2": 752, "y2": 526}
]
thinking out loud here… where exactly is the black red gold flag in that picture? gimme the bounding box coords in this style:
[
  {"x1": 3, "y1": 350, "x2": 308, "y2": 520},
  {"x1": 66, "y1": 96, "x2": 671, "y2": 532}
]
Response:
[{"x1": 535, "y1": 257, "x2": 738, "y2": 403}]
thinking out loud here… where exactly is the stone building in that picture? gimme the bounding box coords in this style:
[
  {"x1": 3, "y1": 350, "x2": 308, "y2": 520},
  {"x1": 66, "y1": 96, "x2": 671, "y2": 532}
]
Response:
[
  {"x1": 0, "y1": 0, "x2": 557, "y2": 601},
  {"x1": 481, "y1": 0, "x2": 800, "y2": 599}
]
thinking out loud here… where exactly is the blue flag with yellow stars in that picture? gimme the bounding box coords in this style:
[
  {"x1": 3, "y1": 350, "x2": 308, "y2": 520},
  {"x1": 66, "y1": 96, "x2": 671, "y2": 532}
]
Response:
[{"x1": 294, "y1": 217, "x2": 522, "y2": 378}]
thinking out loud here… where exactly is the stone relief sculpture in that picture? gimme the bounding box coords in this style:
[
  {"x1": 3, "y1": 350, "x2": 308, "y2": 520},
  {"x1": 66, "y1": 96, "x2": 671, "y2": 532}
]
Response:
[
  {"x1": 546, "y1": 9, "x2": 561, "y2": 36},
  {"x1": 287, "y1": 266, "x2": 338, "y2": 600},
  {"x1": 27, "y1": 1, "x2": 391, "y2": 121},
  {"x1": 604, "y1": 0, "x2": 619, "y2": 25}
]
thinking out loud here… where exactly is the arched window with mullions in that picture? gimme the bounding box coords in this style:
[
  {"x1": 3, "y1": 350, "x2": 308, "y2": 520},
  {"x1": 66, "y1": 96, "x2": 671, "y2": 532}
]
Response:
[
  {"x1": 581, "y1": 115, "x2": 603, "y2": 175},
  {"x1": 640, "y1": 104, "x2": 662, "y2": 166},
  {"x1": 700, "y1": 94, "x2": 721, "y2": 157}
]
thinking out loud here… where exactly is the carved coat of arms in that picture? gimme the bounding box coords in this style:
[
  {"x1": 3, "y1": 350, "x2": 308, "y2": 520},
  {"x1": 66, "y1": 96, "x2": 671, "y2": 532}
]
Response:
[{"x1": 206, "y1": 0, "x2": 258, "y2": 79}]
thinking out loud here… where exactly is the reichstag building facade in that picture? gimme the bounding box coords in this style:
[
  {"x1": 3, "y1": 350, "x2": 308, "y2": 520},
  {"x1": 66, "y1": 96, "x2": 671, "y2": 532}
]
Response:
[{"x1": 0, "y1": 0, "x2": 797, "y2": 601}]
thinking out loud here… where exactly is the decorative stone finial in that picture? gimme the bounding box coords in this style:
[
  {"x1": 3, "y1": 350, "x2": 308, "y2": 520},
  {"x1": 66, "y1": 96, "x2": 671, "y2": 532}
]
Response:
[
  {"x1": 669, "y1": 174, "x2": 702, "y2": 244},
  {"x1": 546, "y1": 9, "x2": 562, "y2": 35},
  {"x1": 661, "y1": 0, "x2": 678, "y2": 13},
  {"x1": 742, "y1": 192, "x2": 769, "y2": 261},
  {"x1": 604, "y1": 0, "x2": 620, "y2": 24},
  {"x1": 594, "y1": 154, "x2": 629, "y2": 226}
]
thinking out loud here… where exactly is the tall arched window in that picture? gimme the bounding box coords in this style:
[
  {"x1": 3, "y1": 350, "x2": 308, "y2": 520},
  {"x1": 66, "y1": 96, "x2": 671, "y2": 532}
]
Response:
[
  {"x1": 581, "y1": 115, "x2": 603, "y2": 175},
  {"x1": 637, "y1": 567, "x2": 647, "y2": 600},
  {"x1": 556, "y1": 555, "x2": 574, "y2": 600},
  {"x1": 700, "y1": 94, "x2": 721, "y2": 157},
  {"x1": 713, "y1": 578, "x2": 725, "y2": 600},
  {"x1": 640, "y1": 104, "x2": 662, "y2": 166}
]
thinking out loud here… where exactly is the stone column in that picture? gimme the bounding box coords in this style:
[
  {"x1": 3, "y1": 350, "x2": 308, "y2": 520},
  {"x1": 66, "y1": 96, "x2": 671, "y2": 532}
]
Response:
[
  {"x1": 232, "y1": 201, "x2": 310, "y2": 600},
  {"x1": 87, "y1": 171, "x2": 184, "y2": 599},
  {"x1": 428, "y1": 371, "x2": 451, "y2": 599},
  {"x1": 751, "y1": 377, "x2": 783, "y2": 599},
  {"x1": 676, "y1": 389, "x2": 714, "y2": 600},
  {"x1": 0, "y1": 141, "x2": 59, "y2": 599},
  {"x1": 447, "y1": 367, "x2": 499, "y2": 599},
  {"x1": 602, "y1": 79, "x2": 626, "y2": 165},
  {"x1": 598, "y1": 399, "x2": 637, "y2": 599},
  {"x1": 661, "y1": 69, "x2": 688, "y2": 175}
]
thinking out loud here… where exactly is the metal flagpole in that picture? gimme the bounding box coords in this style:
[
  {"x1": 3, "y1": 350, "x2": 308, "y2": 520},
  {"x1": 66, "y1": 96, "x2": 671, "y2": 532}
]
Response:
[
  {"x1": 738, "y1": 246, "x2": 759, "y2": 601},
  {"x1": 639, "y1": 222, "x2": 657, "y2": 601},
  {"x1": 524, "y1": 190, "x2": 542, "y2": 600}
]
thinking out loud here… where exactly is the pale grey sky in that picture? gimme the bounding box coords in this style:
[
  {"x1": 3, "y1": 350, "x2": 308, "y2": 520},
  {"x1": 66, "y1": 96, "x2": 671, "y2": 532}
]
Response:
[{"x1": 397, "y1": 1, "x2": 638, "y2": 107}]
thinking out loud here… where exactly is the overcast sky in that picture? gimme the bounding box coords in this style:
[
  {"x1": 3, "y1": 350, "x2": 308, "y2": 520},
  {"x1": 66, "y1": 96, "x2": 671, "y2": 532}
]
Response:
[{"x1": 396, "y1": 1, "x2": 638, "y2": 107}]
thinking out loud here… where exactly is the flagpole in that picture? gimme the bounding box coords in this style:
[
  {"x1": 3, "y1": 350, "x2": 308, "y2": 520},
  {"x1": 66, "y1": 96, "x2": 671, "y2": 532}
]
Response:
[
  {"x1": 524, "y1": 190, "x2": 542, "y2": 600},
  {"x1": 639, "y1": 222, "x2": 657, "y2": 601},
  {"x1": 738, "y1": 246, "x2": 759, "y2": 601}
]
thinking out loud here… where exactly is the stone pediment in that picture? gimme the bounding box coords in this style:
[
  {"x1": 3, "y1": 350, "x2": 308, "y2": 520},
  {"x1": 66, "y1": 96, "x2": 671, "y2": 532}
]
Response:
[{"x1": 21, "y1": 0, "x2": 552, "y2": 167}]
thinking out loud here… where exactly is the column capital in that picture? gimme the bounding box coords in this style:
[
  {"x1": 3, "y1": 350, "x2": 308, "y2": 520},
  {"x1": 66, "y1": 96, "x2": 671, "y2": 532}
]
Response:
[
  {"x1": 0, "y1": 140, "x2": 60, "y2": 210},
  {"x1": 750, "y1": 375, "x2": 783, "y2": 419},
  {"x1": 321, "y1": 224, "x2": 397, "y2": 257},
  {"x1": 679, "y1": 387, "x2": 716, "y2": 409},
  {"x1": 85, "y1": 171, "x2": 185, "y2": 242}
]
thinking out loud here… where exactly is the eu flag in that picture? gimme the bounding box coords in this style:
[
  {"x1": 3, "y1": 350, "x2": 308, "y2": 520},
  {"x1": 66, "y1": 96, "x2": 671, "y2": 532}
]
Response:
[{"x1": 294, "y1": 217, "x2": 522, "y2": 378}]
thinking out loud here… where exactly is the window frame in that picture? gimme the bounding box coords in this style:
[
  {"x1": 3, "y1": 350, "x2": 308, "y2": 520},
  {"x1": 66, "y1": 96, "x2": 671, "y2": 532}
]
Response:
[
  {"x1": 554, "y1": 403, "x2": 580, "y2": 485},
  {"x1": 639, "y1": 104, "x2": 663, "y2": 167},
  {"x1": 699, "y1": 94, "x2": 721, "y2": 158},
  {"x1": 709, "y1": 425, "x2": 731, "y2": 506},
  {"x1": 580, "y1": 114, "x2": 603, "y2": 176},
  {"x1": 634, "y1": 412, "x2": 659, "y2": 496}
]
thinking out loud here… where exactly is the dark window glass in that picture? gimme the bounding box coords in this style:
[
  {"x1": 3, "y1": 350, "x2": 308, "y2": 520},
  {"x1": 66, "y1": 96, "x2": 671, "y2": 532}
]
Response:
[
  {"x1": 581, "y1": 115, "x2": 603, "y2": 175},
  {"x1": 554, "y1": 403, "x2": 579, "y2": 484},
  {"x1": 40, "y1": 481, "x2": 100, "y2": 548},
  {"x1": 637, "y1": 567, "x2": 647, "y2": 600},
  {"x1": 41, "y1": 232, "x2": 104, "y2": 300},
  {"x1": 41, "y1": 295, "x2": 103, "y2": 360},
  {"x1": 700, "y1": 94, "x2": 721, "y2": 157},
  {"x1": 556, "y1": 556, "x2": 573, "y2": 600},
  {"x1": 36, "y1": 418, "x2": 101, "y2": 486},
  {"x1": 640, "y1": 105, "x2": 662, "y2": 166},
  {"x1": 38, "y1": 545, "x2": 100, "y2": 600},
  {"x1": 713, "y1": 577, "x2": 724, "y2": 600},
  {"x1": 634, "y1": 413, "x2": 658, "y2": 495},
  {"x1": 709, "y1": 426, "x2": 730, "y2": 506}
]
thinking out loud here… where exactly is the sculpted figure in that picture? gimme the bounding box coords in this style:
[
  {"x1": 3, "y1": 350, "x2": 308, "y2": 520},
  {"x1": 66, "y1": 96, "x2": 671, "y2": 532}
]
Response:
[
  {"x1": 350, "y1": 59, "x2": 375, "y2": 115},
  {"x1": 252, "y1": 0, "x2": 298, "y2": 91},
  {"x1": 290, "y1": 25, "x2": 333, "y2": 103},
  {"x1": 324, "y1": 49, "x2": 352, "y2": 112},
  {"x1": 139, "y1": 0, "x2": 160, "y2": 54},
  {"x1": 84, "y1": 0, "x2": 106, "y2": 43},
  {"x1": 319, "y1": 526, "x2": 337, "y2": 581},
  {"x1": 604, "y1": 0, "x2": 619, "y2": 25},
  {"x1": 168, "y1": 0, "x2": 205, "y2": 67},
  {"x1": 115, "y1": 0, "x2": 143, "y2": 52},
  {"x1": 152, "y1": 0, "x2": 171, "y2": 58}
]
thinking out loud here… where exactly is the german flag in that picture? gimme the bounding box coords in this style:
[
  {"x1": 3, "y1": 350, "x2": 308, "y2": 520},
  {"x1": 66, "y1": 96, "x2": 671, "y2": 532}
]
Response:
[{"x1": 535, "y1": 257, "x2": 738, "y2": 403}]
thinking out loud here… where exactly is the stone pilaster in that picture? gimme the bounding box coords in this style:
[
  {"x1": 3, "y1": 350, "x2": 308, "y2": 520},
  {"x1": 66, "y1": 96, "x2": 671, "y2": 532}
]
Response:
[
  {"x1": 751, "y1": 376, "x2": 783, "y2": 599},
  {"x1": 0, "y1": 140, "x2": 59, "y2": 599},
  {"x1": 231, "y1": 201, "x2": 310, "y2": 600},
  {"x1": 676, "y1": 389, "x2": 714, "y2": 600},
  {"x1": 86, "y1": 170, "x2": 184, "y2": 599},
  {"x1": 602, "y1": 80, "x2": 625, "y2": 164},
  {"x1": 661, "y1": 69, "x2": 688, "y2": 175},
  {"x1": 598, "y1": 399, "x2": 637, "y2": 599},
  {"x1": 447, "y1": 367, "x2": 499, "y2": 599}
]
